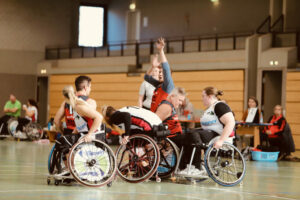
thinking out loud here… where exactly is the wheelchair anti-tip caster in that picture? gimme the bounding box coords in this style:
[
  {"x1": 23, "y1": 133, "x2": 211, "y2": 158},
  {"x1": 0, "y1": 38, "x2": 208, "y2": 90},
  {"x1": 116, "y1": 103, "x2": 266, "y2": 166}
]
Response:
[
  {"x1": 54, "y1": 180, "x2": 60, "y2": 186},
  {"x1": 107, "y1": 182, "x2": 112, "y2": 187},
  {"x1": 156, "y1": 177, "x2": 161, "y2": 183},
  {"x1": 47, "y1": 178, "x2": 51, "y2": 185}
]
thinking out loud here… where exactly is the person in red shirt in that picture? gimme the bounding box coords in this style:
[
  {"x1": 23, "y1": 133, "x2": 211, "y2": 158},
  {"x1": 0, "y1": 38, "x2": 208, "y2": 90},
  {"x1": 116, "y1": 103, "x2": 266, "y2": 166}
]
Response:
[{"x1": 262, "y1": 105, "x2": 287, "y2": 157}]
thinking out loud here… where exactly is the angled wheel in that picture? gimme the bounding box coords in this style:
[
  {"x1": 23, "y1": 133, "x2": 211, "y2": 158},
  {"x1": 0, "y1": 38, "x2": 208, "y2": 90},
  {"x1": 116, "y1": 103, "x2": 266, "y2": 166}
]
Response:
[
  {"x1": 156, "y1": 138, "x2": 179, "y2": 179},
  {"x1": 48, "y1": 144, "x2": 64, "y2": 174},
  {"x1": 7, "y1": 118, "x2": 18, "y2": 137},
  {"x1": 116, "y1": 134, "x2": 160, "y2": 183},
  {"x1": 68, "y1": 139, "x2": 117, "y2": 187},
  {"x1": 25, "y1": 122, "x2": 43, "y2": 141},
  {"x1": 204, "y1": 142, "x2": 246, "y2": 187}
]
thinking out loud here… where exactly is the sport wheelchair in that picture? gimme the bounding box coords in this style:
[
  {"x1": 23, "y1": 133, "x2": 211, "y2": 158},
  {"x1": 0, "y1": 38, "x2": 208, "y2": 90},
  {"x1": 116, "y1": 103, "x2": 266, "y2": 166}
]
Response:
[
  {"x1": 174, "y1": 136, "x2": 246, "y2": 187},
  {"x1": 47, "y1": 135, "x2": 117, "y2": 187},
  {"x1": 115, "y1": 126, "x2": 180, "y2": 183},
  {"x1": 116, "y1": 129, "x2": 246, "y2": 187},
  {"x1": 7, "y1": 118, "x2": 43, "y2": 140}
]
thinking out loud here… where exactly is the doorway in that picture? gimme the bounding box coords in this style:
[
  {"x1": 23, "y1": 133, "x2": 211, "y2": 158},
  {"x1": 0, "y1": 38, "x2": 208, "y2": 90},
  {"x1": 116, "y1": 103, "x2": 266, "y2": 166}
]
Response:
[
  {"x1": 261, "y1": 70, "x2": 282, "y2": 121},
  {"x1": 126, "y1": 10, "x2": 141, "y2": 42},
  {"x1": 37, "y1": 77, "x2": 48, "y2": 126}
]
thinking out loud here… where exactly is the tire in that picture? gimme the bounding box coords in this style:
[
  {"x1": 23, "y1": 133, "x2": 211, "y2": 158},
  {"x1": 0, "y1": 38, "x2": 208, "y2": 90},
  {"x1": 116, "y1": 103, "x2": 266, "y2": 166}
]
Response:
[
  {"x1": 116, "y1": 134, "x2": 160, "y2": 183},
  {"x1": 68, "y1": 139, "x2": 117, "y2": 187},
  {"x1": 204, "y1": 142, "x2": 246, "y2": 187}
]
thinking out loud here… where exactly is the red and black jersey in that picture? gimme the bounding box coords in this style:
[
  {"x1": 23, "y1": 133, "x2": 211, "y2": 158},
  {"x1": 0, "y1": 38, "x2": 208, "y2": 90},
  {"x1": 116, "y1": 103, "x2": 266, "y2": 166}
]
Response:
[
  {"x1": 150, "y1": 87, "x2": 169, "y2": 113},
  {"x1": 159, "y1": 100, "x2": 182, "y2": 137},
  {"x1": 64, "y1": 103, "x2": 76, "y2": 130},
  {"x1": 265, "y1": 114, "x2": 286, "y2": 138}
]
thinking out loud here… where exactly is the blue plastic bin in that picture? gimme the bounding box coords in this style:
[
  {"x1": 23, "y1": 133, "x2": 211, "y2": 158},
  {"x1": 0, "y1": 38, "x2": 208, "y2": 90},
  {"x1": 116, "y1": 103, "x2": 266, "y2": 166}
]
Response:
[{"x1": 251, "y1": 151, "x2": 279, "y2": 162}]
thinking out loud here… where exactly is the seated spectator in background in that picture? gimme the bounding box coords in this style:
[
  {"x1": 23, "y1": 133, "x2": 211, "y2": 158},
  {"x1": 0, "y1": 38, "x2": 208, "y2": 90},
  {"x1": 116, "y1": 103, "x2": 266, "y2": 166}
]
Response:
[
  {"x1": 242, "y1": 96, "x2": 261, "y2": 123},
  {"x1": 0, "y1": 94, "x2": 21, "y2": 134},
  {"x1": 261, "y1": 105, "x2": 297, "y2": 161},
  {"x1": 177, "y1": 97, "x2": 195, "y2": 129},
  {"x1": 16, "y1": 99, "x2": 39, "y2": 134},
  {"x1": 138, "y1": 56, "x2": 160, "y2": 110},
  {"x1": 23, "y1": 99, "x2": 38, "y2": 122}
]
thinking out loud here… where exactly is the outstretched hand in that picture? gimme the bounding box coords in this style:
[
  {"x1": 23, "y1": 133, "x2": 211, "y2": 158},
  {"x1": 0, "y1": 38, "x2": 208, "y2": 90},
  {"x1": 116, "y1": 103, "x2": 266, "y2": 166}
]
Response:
[
  {"x1": 156, "y1": 37, "x2": 165, "y2": 51},
  {"x1": 151, "y1": 54, "x2": 160, "y2": 68}
]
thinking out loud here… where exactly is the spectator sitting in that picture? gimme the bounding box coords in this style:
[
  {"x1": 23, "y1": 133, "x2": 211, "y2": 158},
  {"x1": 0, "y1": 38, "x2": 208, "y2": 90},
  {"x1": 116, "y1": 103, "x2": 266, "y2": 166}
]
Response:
[
  {"x1": 16, "y1": 99, "x2": 38, "y2": 135},
  {"x1": 177, "y1": 97, "x2": 195, "y2": 129},
  {"x1": 138, "y1": 55, "x2": 160, "y2": 110},
  {"x1": 261, "y1": 105, "x2": 298, "y2": 161},
  {"x1": 0, "y1": 94, "x2": 21, "y2": 134},
  {"x1": 242, "y1": 96, "x2": 261, "y2": 123}
]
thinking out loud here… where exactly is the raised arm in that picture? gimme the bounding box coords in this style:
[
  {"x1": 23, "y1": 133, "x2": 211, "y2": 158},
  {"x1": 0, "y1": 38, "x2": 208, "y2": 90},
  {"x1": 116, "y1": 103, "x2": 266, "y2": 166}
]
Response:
[{"x1": 157, "y1": 37, "x2": 174, "y2": 93}]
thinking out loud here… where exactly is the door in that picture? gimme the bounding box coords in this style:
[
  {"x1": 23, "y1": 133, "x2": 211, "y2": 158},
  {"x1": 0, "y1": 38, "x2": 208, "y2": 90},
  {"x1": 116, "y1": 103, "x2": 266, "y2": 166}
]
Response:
[
  {"x1": 37, "y1": 77, "x2": 48, "y2": 126},
  {"x1": 261, "y1": 70, "x2": 282, "y2": 121},
  {"x1": 126, "y1": 10, "x2": 141, "y2": 42}
]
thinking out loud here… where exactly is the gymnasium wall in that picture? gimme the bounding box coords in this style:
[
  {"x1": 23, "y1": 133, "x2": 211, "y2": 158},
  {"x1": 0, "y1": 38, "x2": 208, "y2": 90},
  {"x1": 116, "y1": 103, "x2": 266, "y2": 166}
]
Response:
[
  {"x1": 286, "y1": 71, "x2": 300, "y2": 149},
  {"x1": 48, "y1": 70, "x2": 244, "y2": 121},
  {"x1": 107, "y1": 0, "x2": 269, "y2": 42},
  {"x1": 0, "y1": 0, "x2": 75, "y2": 115}
]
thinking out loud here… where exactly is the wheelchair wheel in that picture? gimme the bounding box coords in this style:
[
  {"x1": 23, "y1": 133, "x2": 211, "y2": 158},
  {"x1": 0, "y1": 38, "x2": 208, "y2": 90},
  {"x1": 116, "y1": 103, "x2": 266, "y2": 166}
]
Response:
[
  {"x1": 7, "y1": 118, "x2": 18, "y2": 137},
  {"x1": 48, "y1": 144, "x2": 64, "y2": 174},
  {"x1": 115, "y1": 134, "x2": 160, "y2": 183},
  {"x1": 68, "y1": 139, "x2": 117, "y2": 187},
  {"x1": 156, "y1": 138, "x2": 179, "y2": 179},
  {"x1": 25, "y1": 122, "x2": 43, "y2": 141},
  {"x1": 204, "y1": 142, "x2": 246, "y2": 187}
]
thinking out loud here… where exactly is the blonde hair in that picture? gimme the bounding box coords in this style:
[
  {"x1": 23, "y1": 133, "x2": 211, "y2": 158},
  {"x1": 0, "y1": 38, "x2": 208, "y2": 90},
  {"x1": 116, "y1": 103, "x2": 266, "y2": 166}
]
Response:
[
  {"x1": 62, "y1": 85, "x2": 87, "y2": 108},
  {"x1": 168, "y1": 87, "x2": 186, "y2": 98}
]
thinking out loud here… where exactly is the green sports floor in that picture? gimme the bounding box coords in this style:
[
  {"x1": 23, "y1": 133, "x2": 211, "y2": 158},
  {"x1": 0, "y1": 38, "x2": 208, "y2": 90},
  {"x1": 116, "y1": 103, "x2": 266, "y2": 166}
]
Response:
[{"x1": 0, "y1": 140, "x2": 299, "y2": 200}]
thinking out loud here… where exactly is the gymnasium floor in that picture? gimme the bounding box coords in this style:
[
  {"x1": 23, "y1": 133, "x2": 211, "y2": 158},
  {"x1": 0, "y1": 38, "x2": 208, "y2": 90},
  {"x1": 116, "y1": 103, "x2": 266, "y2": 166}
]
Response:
[{"x1": 0, "y1": 140, "x2": 299, "y2": 200}]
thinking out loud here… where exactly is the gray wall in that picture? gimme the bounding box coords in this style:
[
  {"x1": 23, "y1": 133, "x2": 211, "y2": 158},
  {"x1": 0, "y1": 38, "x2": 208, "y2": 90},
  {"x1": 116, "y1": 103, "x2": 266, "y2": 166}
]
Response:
[
  {"x1": 107, "y1": 0, "x2": 270, "y2": 43},
  {"x1": 0, "y1": 0, "x2": 74, "y2": 121}
]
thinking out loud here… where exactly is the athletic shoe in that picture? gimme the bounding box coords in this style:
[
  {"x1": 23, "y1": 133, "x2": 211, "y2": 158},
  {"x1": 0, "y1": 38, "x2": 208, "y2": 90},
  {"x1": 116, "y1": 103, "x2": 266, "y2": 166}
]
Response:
[{"x1": 55, "y1": 168, "x2": 70, "y2": 177}]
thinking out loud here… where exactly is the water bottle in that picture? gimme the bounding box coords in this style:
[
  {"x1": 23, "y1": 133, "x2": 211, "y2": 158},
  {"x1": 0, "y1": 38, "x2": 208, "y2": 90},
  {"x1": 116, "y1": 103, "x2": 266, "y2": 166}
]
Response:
[
  {"x1": 48, "y1": 121, "x2": 51, "y2": 131},
  {"x1": 260, "y1": 111, "x2": 263, "y2": 123}
]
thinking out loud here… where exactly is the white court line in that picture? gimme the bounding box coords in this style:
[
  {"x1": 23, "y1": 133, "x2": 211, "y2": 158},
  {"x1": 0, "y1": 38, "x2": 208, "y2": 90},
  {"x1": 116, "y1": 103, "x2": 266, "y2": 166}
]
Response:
[
  {"x1": 0, "y1": 189, "x2": 209, "y2": 200},
  {"x1": 0, "y1": 188, "x2": 297, "y2": 200}
]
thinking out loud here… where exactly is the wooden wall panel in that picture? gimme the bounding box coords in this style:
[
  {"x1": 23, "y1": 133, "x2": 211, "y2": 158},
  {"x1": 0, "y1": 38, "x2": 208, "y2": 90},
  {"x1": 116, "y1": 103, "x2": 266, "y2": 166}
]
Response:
[
  {"x1": 49, "y1": 70, "x2": 244, "y2": 122},
  {"x1": 286, "y1": 72, "x2": 300, "y2": 149}
]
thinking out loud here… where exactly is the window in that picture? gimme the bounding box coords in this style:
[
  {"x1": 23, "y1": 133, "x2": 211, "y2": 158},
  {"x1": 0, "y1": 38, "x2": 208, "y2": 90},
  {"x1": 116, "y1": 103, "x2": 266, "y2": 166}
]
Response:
[{"x1": 78, "y1": 5, "x2": 105, "y2": 47}]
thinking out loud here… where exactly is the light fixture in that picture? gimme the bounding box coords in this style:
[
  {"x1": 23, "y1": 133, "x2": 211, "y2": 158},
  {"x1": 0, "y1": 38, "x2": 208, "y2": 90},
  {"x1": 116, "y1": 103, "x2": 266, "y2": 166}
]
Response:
[
  {"x1": 129, "y1": 2, "x2": 136, "y2": 11},
  {"x1": 269, "y1": 61, "x2": 274, "y2": 66},
  {"x1": 274, "y1": 61, "x2": 279, "y2": 66},
  {"x1": 211, "y1": 0, "x2": 220, "y2": 6},
  {"x1": 41, "y1": 69, "x2": 47, "y2": 74}
]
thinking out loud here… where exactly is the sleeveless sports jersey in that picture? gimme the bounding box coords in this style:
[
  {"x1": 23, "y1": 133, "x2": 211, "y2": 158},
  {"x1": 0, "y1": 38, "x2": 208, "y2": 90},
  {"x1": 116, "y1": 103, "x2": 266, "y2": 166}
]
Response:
[
  {"x1": 159, "y1": 100, "x2": 182, "y2": 137},
  {"x1": 150, "y1": 87, "x2": 169, "y2": 112},
  {"x1": 200, "y1": 101, "x2": 234, "y2": 136},
  {"x1": 118, "y1": 106, "x2": 162, "y2": 131},
  {"x1": 64, "y1": 103, "x2": 76, "y2": 130},
  {"x1": 73, "y1": 96, "x2": 103, "y2": 134}
]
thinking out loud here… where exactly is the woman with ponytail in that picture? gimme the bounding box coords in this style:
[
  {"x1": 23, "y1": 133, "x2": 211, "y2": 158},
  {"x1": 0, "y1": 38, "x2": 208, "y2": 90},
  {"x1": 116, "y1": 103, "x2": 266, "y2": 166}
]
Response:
[
  {"x1": 199, "y1": 86, "x2": 235, "y2": 149},
  {"x1": 62, "y1": 85, "x2": 103, "y2": 143},
  {"x1": 54, "y1": 84, "x2": 103, "y2": 177}
]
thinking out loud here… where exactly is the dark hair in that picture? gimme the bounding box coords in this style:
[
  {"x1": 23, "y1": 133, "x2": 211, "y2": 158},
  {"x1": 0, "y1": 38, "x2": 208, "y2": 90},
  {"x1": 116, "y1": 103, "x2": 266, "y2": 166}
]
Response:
[
  {"x1": 248, "y1": 96, "x2": 258, "y2": 107},
  {"x1": 203, "y1": 86, "x2": 223, "y2": 97},
  {"x1": 28, "y1": 99, "x2": 38, "y2": 110},
  {"x1": 103, "y1": 106, "x2": 117, "y2": 125},
  {"x1": 75, "y1": 75, "x2": 92, "y2": 92}
]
